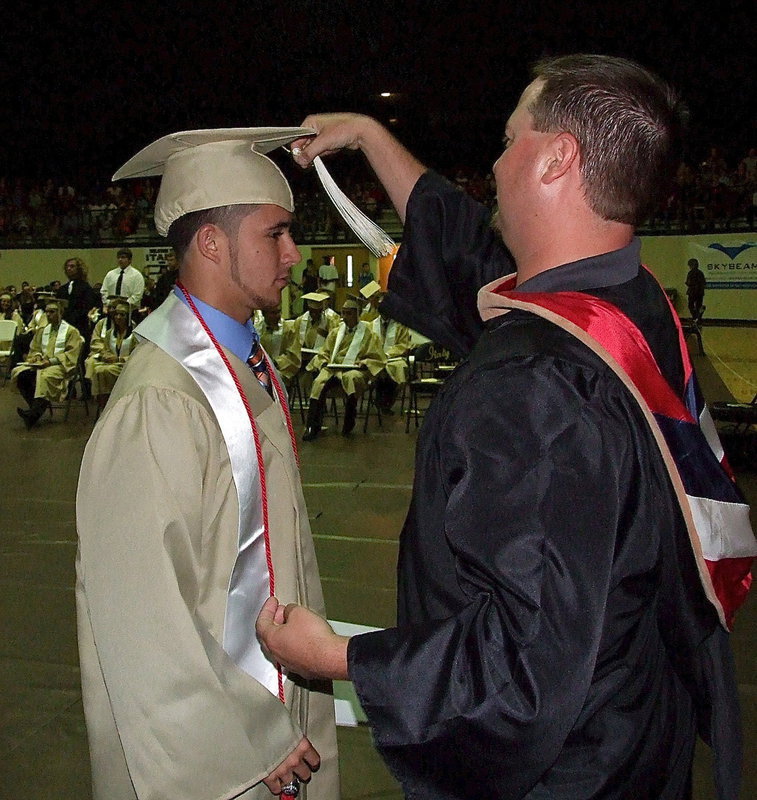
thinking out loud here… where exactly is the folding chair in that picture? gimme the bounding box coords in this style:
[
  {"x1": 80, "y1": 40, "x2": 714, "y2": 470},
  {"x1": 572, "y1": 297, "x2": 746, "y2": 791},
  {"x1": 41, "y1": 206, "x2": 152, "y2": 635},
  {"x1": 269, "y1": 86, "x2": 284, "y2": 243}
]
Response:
[
  {"x1": 405, "y1": 342, "x2": 456, "y2": 432},
  {"x1": 0, "y1": 318, "x2": 18, "y2": 386}
]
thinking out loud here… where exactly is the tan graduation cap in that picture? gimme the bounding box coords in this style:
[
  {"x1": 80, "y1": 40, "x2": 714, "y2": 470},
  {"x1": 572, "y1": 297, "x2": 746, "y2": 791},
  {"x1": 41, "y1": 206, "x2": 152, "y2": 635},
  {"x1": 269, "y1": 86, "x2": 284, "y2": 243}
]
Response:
[
  {"x1": 302, "y1": 292, "x2": 330, "y2": 306},
  {"x1": 360, "y1": 280, "x2": 382, "y2": 299},
  {"x1": 112, "y1": 127, "x2": 316, "y2": 236},
  {"x1": 341, "y1": 297, "x2": 362, "y2": 310}
]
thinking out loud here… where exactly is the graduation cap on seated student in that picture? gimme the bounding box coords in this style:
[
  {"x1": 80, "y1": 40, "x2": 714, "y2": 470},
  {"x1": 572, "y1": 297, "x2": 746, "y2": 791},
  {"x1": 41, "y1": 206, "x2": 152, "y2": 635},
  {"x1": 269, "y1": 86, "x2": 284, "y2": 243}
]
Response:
[
  {"x1": 301, "y1": 292, "x2": 330, "y2": 307},
  {"x1": 359, "y1": 280, "x2": 382, "y2": 301},
  {"x1": 342, "y1": 294, "x2": 363, "y2": 310}
]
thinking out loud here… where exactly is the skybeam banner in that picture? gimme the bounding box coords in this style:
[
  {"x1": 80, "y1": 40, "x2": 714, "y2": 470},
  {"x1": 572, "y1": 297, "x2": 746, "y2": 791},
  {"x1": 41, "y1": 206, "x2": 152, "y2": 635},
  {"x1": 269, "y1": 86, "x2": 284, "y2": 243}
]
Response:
[{"x1": 688, "y1": 238, "x2": 757, "y2": 289}]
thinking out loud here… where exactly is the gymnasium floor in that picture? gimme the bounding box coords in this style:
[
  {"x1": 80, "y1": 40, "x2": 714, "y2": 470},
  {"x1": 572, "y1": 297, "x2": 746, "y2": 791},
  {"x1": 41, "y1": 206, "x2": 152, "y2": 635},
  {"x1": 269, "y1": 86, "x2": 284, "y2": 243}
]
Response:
[{"x1": 1, "y1": 325, "x2": 755, "y2": 799}]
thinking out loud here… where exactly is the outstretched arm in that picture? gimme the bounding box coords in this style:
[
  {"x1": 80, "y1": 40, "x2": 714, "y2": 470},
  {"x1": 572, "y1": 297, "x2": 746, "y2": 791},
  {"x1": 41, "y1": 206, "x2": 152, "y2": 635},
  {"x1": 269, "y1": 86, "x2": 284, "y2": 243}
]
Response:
[
  {"x1": 256, "y1": 597, "x2": 350, "y2": 681},
  {"x1": 291, "y1": 113, "x2": 426, "y2": 223}
]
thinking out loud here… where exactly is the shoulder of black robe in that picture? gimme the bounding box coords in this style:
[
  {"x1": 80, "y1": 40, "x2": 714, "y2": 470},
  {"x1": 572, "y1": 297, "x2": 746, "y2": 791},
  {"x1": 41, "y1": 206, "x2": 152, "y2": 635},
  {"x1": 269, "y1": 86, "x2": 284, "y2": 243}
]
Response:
[
  {"x1": 380, "y1": 171, "x2": 514, "y2": 358},
  {"x1": 348, "y1": 312, "x2": 738, "y2": 800}
]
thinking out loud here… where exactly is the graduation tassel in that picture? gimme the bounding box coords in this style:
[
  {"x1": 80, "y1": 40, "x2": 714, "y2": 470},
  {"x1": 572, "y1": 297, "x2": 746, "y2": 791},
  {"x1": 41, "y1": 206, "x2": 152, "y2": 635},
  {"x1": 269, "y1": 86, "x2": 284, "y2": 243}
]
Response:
[{"x1": 310, "y1": 155, "x2": 397, "y2": 258}]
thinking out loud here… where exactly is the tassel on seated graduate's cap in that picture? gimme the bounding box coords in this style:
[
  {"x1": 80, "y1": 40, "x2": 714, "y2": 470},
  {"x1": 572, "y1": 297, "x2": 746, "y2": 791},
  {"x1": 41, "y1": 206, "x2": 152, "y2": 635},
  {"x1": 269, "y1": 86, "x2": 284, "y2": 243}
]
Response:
[{"x1": 112, "y1": 128, "x2": 316, "y2": 236}]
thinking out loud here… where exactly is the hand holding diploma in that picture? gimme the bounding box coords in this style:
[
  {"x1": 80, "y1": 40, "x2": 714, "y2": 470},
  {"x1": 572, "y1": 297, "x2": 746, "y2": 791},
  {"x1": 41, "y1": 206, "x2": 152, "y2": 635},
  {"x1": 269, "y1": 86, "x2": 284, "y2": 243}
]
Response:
[{"x1": 256, "y1": 597, "x2": 350, "y2": 681}]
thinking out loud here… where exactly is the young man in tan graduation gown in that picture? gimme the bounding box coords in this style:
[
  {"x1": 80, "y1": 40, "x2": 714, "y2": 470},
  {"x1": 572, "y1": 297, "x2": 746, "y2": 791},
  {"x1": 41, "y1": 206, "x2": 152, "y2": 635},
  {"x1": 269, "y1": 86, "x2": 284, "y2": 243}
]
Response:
[
  {"x1": 75, "y1": 128, "x2": 339, "y2": 800},
  {"x1": 12, "y1": 298, "x2": 82, "y2": 428},
  {"x1": 303, "y1": 297, "x2": 385, "y2": 440}
]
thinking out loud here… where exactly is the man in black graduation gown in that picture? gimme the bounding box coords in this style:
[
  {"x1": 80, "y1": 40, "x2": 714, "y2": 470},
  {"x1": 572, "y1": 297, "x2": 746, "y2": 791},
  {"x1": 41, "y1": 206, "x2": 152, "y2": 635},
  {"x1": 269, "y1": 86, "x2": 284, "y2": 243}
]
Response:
[{"x1": 258, "y1": 55, "x2": 751, "y2": 799}]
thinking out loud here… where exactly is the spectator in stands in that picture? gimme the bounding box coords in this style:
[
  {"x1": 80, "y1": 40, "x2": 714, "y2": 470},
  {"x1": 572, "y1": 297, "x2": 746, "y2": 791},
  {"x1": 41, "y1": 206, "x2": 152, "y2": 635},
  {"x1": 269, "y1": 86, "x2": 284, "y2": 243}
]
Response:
[
  {"x1": 89, "y1": 299, "x2": 137, "y2": 408},
  {"x1": 57, "y1": 256, "x2": 99, "y2": 338},
  {"x1": 12, "y1": 298, "x2": 82, "y2": 428},
  {"x1": 255, "y1": 305, "x2": 302, "y2": 383},
  {"x1": 303, "y1": 297, "x2": 385, "y2": 440},
  {"x1": 100, "y1": 248, "x2": 145, "y2": 312},
  {"x1": 685, "y1": 257, "x2": 707, "y2": 321}
]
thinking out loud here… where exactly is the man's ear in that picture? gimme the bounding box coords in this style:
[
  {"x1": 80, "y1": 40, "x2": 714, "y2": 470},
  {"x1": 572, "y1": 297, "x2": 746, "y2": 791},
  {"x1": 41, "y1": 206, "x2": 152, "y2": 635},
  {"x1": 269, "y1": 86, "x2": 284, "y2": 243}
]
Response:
[
  {"x1": 195, "y1": 223, "x2": 226, "y2": 264},
  {"x1": 542, "y1": 132, "x2": 580, "y2": 184}
]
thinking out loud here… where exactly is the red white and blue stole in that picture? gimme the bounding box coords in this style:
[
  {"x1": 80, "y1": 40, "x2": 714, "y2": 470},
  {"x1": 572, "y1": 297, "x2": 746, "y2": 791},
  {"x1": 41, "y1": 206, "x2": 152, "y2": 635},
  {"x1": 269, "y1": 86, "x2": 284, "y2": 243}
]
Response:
[{"x1": 479, "y1": 269, "x2": 756, "y2": 630}]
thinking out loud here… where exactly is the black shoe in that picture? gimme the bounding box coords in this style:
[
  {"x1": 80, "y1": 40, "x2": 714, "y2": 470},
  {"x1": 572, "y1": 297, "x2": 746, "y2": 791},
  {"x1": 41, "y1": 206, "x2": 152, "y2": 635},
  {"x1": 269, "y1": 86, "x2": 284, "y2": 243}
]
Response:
[
  {"x1": 302, "y1": 427, "x2": 320, "y2": 442},
  {"x1": 17, "y1": 407, "x2": 34, "y2": 430},
  {"x1": 342, "y1": 396, "x2": 358, "y2": 436},
  {"x1": 304, "y1": 399, "x2": 324, "y2": 441}
]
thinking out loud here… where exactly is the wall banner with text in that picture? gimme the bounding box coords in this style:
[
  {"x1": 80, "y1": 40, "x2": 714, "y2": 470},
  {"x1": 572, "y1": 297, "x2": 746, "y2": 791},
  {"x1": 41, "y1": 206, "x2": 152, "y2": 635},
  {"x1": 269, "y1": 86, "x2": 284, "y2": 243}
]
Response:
[{"x1": 688, "y1": 238, "x2": 757, "y2": 289}]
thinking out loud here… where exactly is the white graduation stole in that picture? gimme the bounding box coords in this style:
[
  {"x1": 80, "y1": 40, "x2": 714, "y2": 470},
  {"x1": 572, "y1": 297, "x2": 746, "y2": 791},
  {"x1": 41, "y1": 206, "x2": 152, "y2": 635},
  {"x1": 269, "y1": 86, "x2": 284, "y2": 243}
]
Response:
[
  {"x1": 41, "y1": 321, "x2": 70, "y2": 356},
  {"x1": 107, "y1": 329, "x2": 137, "y2": 357},
  {"x1": 372, "y1": 316, "x2": 397, "y2": 350},
  {"x1": 299, "y1": 313, "x2": 327, "y2": 349},
  {"x1": 330, "y1": 320, "x2": 367, "y2": 365},
  {"x1": 263, "y1": 324, "x2": 283, "y2": 358},
  {"x1": 135, "y1": 294, "x2": 281, "y2": 697}
]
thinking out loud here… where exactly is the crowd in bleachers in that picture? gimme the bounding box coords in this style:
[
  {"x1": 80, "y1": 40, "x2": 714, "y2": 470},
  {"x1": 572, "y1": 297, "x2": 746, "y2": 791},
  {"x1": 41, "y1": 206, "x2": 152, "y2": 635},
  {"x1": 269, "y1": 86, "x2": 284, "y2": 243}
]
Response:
[{"x1": 1, "y1": 145, "x2": 754, "y2": 248}]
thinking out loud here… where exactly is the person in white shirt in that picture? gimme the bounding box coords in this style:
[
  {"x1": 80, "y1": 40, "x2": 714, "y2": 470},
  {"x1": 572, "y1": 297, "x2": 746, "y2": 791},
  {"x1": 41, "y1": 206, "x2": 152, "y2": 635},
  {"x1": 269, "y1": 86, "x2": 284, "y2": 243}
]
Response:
[{"x1": 99, "y1": 248, "x2": 145, "y2": 313}]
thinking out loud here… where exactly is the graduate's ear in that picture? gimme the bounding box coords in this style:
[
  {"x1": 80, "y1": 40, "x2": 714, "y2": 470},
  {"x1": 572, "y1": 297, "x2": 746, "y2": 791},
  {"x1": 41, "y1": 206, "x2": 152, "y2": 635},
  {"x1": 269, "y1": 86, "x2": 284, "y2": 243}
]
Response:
[
  {"x1": 195, "y1": 223, "x2": 227, "y2": 265},
  {"x1": 541, "y1": 132, "x2": 580, "y2": 184}
]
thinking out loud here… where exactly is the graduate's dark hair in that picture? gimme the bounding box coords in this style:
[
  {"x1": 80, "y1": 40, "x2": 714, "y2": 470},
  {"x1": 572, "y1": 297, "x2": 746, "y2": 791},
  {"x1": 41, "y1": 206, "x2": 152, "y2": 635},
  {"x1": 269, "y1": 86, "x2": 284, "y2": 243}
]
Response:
[
  {"x1": 528, "y1": 54, "x2": 688, "y2": 226},
  {"x1": 166, "y1": 204, "x2": 260, "y2": 263}
]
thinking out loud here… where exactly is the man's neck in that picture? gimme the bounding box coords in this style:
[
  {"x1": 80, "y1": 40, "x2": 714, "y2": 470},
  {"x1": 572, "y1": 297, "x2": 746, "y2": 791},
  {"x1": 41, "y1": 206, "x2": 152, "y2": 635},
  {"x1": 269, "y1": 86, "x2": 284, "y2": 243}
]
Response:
[{"x1": 514, "y1": 224, "x2": 634, "y2": 286}]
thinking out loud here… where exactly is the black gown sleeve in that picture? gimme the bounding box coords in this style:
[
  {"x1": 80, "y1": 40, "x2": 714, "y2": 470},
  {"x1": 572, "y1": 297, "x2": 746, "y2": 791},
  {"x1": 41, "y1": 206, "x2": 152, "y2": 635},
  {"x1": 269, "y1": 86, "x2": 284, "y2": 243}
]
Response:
[
  {"x1": 347, "y1": 354, "x2": 672, "y2": 798},
  {"x1": 380, "y1": 171, "x2": 514, "y2": 358}
]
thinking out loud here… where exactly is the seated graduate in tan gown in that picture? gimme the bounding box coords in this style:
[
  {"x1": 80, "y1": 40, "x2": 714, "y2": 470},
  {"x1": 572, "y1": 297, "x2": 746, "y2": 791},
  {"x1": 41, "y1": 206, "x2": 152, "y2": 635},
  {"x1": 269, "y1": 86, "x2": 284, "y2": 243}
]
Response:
[
  {"x1": 359, "y1": 280, "x2": 382, "y2": 323},
  {"x1": 84, "y1": 294, "x2": 121, "y2": 386},
  {"x1": 303, "y1": 296, "x2": 385, "y2": 440},
  {"x1": 89, "y1": 299, "x2": 138, "y2": 406},
  {"x1": 75, "y1": 128, "x2": 339, "y2": 800},
  {"x1": 12, "y1": 298, "x2": 82, "y2": 429},
  {"x1": 370, "y1": 307, "x2": 412, "y2": 412},
  {"x1": 255, "y1": 305, "x2": 302, "y2": 383}
]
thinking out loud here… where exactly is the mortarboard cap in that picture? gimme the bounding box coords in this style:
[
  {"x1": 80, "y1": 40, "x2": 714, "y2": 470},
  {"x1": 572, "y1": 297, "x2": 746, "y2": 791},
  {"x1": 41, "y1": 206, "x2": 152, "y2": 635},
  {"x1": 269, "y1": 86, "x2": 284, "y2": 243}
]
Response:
[
  {"x1": 44, "y1": 297, "x2": 67, "y2": 311},
  {"x1": 341, "y1": 297, "x2": 361, "y2": 310},
  {"x1": 360, "y1": 280, "x2": 382, "y2": 299},
  {"x1": 302, "y1": 292, "x2": 330, "y2": 304},
  {"x1": 112, "y1": 127, "x2": 316, "y2": 236}
]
